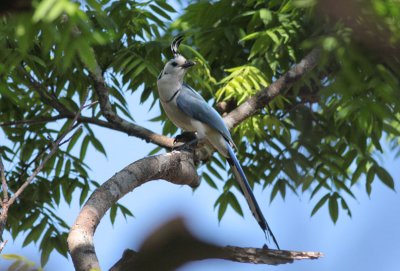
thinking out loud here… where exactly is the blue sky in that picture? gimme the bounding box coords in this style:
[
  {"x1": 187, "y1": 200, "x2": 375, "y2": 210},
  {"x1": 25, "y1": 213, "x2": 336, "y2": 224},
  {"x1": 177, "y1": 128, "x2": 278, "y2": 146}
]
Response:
[{"x1": 1, "y1": 88, "x2": 399, "y2": 271}]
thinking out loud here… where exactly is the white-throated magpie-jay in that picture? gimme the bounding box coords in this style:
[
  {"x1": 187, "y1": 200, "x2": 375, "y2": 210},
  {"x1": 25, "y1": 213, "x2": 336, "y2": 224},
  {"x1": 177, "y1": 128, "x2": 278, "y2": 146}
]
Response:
[{"x1": 157, "y1": 35, "x2": 279, "y2": 249}]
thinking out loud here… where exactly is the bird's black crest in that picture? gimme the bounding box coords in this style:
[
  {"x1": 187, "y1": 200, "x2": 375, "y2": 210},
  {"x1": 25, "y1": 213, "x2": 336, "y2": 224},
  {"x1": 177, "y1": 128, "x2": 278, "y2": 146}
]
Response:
[{"x1": 171, "y1": 34, "x2": 184, "y2": 57}]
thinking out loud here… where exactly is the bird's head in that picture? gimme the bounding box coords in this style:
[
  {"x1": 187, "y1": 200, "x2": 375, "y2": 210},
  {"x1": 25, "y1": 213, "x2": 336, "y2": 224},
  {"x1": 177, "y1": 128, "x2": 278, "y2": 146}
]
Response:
[{"x1": 158, "y1": 35, "x2": 196, "y2": 81}]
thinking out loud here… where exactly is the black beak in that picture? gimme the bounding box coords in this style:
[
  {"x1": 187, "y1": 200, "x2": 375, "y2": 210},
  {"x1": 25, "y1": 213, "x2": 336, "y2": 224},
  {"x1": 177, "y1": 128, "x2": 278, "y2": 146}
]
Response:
[{"x1": 180, "y1": 60, "x2": 196, "y2": 69}]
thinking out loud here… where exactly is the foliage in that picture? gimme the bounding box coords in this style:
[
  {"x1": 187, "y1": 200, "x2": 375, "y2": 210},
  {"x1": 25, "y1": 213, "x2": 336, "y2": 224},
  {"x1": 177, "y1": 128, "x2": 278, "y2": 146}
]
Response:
[
  {"x1": 2, "y1": 254, "x2": 43, "y2": 271},
  {"x1": 0, "y1": 0, "x2": 399, "y2": 265}
]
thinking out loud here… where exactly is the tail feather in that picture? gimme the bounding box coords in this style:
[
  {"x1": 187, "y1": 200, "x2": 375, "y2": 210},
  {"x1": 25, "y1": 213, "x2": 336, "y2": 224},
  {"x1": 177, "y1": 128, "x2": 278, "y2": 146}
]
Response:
[{"x1": 226, "y1": 142, "x2": 280, "y2": 250}]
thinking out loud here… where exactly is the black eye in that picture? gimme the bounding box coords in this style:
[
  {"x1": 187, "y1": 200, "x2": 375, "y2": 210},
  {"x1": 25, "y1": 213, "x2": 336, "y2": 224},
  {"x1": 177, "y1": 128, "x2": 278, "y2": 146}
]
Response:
[{"x1": 171, "y1": 62, "x2": 178, "y2": 67}]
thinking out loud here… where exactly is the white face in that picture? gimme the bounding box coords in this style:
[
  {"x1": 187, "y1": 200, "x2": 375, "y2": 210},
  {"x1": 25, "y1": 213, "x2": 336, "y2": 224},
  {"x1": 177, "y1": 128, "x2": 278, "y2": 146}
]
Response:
[{"x1": 158, "y1": 55, "x2": 195, "y2": 80}]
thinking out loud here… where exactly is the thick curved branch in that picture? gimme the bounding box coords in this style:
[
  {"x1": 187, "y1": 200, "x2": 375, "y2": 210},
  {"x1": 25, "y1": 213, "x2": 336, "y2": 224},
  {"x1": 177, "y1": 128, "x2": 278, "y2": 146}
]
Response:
[
  {"x1": 90, "y1": 67, "x2": 174, "y2": 148},
  {"x1": 110, "y1": 217, "x2": 322, "y2": 271},
  {"x1": 68, "y1": 149, "x2": 323, "y2": 271},
  {"x1": 224, "y1": 47, "x2": 322, "y2": 129},
  {"x1": 67, "y1": 150, "x2": 199, "y2": 271}
]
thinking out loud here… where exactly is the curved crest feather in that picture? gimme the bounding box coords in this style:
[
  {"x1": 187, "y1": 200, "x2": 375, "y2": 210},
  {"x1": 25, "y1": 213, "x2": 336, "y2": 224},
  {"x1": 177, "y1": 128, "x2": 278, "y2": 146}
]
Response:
[{"x1": 171, "y1": 34, "x2": 184, "y2": 57}]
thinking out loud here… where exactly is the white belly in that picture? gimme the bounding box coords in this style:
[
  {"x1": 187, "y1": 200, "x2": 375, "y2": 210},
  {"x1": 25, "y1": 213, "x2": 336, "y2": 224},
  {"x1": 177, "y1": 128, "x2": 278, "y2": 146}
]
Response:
[{"x1": 160, "y1": 100, "x2": 197, "y2": 132}]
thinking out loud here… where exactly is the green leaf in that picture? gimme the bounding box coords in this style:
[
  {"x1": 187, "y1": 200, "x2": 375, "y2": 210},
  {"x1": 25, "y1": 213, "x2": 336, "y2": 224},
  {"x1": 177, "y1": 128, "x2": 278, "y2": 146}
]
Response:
[
  {"x1": 311, "y1": 193, "x2": 330, "y2": 216},
  {"x1": 80, "y1": 135, "x2": 90, "y2": 160},
  {"x1": 33, "y1": 0, "x2": 57, "y2": 22},
  {"x1": 149, "y1": 4, "x2": 171, "y2": 20},
  {"x1": 46, "y1": 0, "x2": 68, "y2": 22},
  {"x1": 23, "y1": 219, "x2": 47, "y2": 247},
  {"x1": 279, "y1": 179, "x2": 286, "y2": 198},
  {"x1": 266, "y1": 30, "x2": 280, "y2": 44},
  {"x1": 2, "y1": 254, "x2": 25, "y2": 260},
  {"x1": 375, "y1": 166, "x2": 395, "y2": 190},
  {"x1": 90, "y1": 136, "x2": 107, "y2": 156},
  {"x1": 328, "y1": 194, "x2": 339, "y2": 223},
  {"x1": 148, "y1": 146, "x2": 162, "y2": 156},
  {"x1": 77, "y1": 41, "x2": 97, "y2": 72},
  {"x1": 40, "y1": 239, "x2": 52, "y2": 266},
  {"x1": 270, "y1": 180, "x2": 280, "y2": 203},
  {"x1": 79, "y1": 185, "x2": 89, "y2": 206},
  {"x1": 337, "y1": 181, "x2": 355, "y2": 199},
  {"x1": 53, "y1": 235, "x2": 68, "y2": 258},
  {"x1": 351, "y1": 159, "x2": 367, "y2": 185},
  {"x1": 8, "y1": 260, "x2": 22, "y2": 271},
  {"x1": 206, "y1": 164, "x2": 223, "y2": 180},
  {"x1": 202, "y1": 172, "x2": 218, "y2": 189},
  {"x1": 110, "y1": 204, "x2": 117, "y2": 225},
  {"x1": 52, "y1": 181, "x2": 61, "y2": 206},
  {"x1": 343, "y1": 149, "x2": 357, "y2": 169},
  {"x1": 341, "y1": 198, "x2": 352, "y2": 217},
  {"x1": 118, "y1": 204, "x2": 134, "y2": 219},
  {"x1": 240, "y1": 32, "x2": 260, "y2": 41},
  {"x1": 366, "y1": 166, "x2": 375, "y2": 195},
  {"x1": 227, "y1": 192, "x2": 244, "y2": 217},
  {"x1": 61, "y1": 180, "x2": 73, "y2": 204},
  {"x1": 215, "y1": 194, "x2": 228, "y2": 221},
  {"x1": 55, "y1": 156, "x2": 64, "y2": 177},
  {"x1": 19, "y1": 211, "x2": 40, "y2": 232},
  {"x1": 155, "y1": 0, "x2": 176, "y2": 12},
  {"x1": 67, "y1": 127, "x2": 83, "y2": 152},
  {"x1": 265, "y1": 166, "x2": 280, "y2": 188}
]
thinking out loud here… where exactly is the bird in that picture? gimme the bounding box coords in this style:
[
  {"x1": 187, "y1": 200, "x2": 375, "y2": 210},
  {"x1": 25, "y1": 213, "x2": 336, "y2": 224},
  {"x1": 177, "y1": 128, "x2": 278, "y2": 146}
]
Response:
[{"x1": 156, "y1": 35, "x2": 280, "y2": 249}]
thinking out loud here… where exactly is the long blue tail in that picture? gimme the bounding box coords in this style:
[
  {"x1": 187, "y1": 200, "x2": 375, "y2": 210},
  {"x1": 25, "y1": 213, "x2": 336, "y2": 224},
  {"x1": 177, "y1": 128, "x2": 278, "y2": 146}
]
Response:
[{"x1": 226, "y1": 142, "x2": 280, "y2": 249}]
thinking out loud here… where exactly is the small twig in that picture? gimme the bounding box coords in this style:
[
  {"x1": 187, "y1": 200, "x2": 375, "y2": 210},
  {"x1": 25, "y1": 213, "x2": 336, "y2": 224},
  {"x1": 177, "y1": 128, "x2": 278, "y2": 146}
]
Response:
[
  {"x1": 59, "y1": 125, "x2": 82, "y2": 147},
  {"x1": 90, "y1": 66, "x2": 174, "y2": 149},
  {"x1": 0, "y1": 157, "x2": 8, "y2": 203},
  {"x1": 0, "y1": 240, "x2": 8, "y2": 253},
  {"x1": 6, "y1": 95, "x2": 89, "y2": 207},
  {"x1": 0, "y1": 157, "x2": 9, "y2": 243},
  {"x1": 0, "y1": 115, "x2": 67, "y2": 127},
  {"x1": 18, "y1": 65, "x2": 71, "y2": 115}
]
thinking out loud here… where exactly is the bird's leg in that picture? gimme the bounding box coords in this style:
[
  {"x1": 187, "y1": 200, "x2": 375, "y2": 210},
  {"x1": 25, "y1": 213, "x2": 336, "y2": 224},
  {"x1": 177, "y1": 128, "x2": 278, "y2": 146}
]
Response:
[{"x1": 173, "y1": 132, "x2": 198, "y2": 151}]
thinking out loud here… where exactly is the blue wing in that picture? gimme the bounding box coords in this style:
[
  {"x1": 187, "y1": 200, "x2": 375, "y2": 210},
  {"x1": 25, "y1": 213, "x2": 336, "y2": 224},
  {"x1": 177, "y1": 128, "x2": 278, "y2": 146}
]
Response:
[{"x1": 176, "y1": 83, "x2": 233, "y2": 143}]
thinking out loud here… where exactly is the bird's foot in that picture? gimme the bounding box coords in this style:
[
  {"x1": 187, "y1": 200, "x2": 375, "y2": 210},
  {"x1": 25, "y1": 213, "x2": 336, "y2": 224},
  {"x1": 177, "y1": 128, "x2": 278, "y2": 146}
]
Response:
[{"x1": 173, "y1": 132, "x2": 198, "y2": 151}]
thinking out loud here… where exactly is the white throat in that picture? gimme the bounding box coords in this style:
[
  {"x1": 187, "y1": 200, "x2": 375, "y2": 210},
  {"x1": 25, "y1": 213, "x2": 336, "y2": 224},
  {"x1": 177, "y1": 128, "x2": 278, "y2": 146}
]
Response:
[{"x1": 157, "y1": 73, "x2": 184, "y2": 102}]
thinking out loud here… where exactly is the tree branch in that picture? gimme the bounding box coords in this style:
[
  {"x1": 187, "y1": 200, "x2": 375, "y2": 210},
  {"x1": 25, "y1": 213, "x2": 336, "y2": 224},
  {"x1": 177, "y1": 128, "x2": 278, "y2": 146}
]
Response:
[
  {"x1": 0, "y1": 115, "x2": 67, "y2": 127},
  {"x1": 17, "y1": 65, "x2": 72, "y2": 115},
  {"x1": 0, "y1": 94, "x2": 91, "y2": 249},
  {"x1": 0, "y1": 157, "x2": 8, "y2": 203},
  {"x1": 0, "y1": 113, "x2": 121, "y2": 132},
  {"x1": 67, "y1": 150, "x2": 199, "y2": 271},
  {"x1": 223, "y1": 47, "x2": 322, "y2": 129},
  {"x1": 90, "y1": 66, "x2": 174, "y2": 149},
  {"x1": 110, "y1": 218, "x2": 323, "y2": 271},
  {"x1": 110, "y1": 217, "x2": 322, "y2": 271},
  {"x1": 6, "y1": 101, "x2": 86, "y2": 207},
  {"x1": 0, "y1": 156, "x2": 9, "y2": 245},
  {"x1": 68, "y1": 150, "x2": 322, "y2": 271}
]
